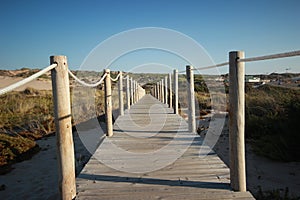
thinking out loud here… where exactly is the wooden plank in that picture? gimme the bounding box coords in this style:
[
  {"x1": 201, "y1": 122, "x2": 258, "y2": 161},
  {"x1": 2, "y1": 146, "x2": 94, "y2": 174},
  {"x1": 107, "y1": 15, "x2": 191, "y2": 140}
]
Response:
[{"x1": 76, "y1": 94, "x2": 255, "y2": 199}]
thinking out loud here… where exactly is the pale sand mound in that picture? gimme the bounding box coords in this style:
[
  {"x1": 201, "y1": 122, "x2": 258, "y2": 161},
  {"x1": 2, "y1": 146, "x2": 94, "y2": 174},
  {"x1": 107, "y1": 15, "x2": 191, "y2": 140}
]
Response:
[{"x1": 0, "y1": 76, "x2": 52, "y2": 91}]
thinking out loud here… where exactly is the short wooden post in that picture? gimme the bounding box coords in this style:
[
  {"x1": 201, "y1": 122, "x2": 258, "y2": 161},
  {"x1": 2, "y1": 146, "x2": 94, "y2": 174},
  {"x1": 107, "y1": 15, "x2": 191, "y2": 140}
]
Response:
[
  {"x1": 168, "y1": 73, "x2": 172, "y2": 108},
  {"x1": 104, "y1": 69, "x2": 113, "y2": 137},
  {"x1": 126, "y1": 76, "x2": 130, "y2": 110},
  {"x1": 118, "y1": 71, "x2": 124, "y2": 116},
  {"x1": 50, "y1": 55, "x2": 76, "y2": 200},
  {"x1": 186, "y1": 65, "x2": 196, "y2": 133},
  {"x1": 164, "y1": 76, "x2": 168, "y2": 105},
  {"x1": 229, "y1": 51, "x2": 246, "y2": 192},
  {"x1": 174, "y1": 69, "x2": 179, "y2": 114},
  {"x1": 153, "y1": 85, "x2": 156, "y2": 98}
]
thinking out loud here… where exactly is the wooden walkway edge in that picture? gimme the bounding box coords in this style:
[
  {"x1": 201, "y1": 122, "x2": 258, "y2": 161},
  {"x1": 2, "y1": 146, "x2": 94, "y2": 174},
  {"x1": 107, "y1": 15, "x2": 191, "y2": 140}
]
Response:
[{"x1": 76, "y1": 94, "x2": 255, "y2": 199}]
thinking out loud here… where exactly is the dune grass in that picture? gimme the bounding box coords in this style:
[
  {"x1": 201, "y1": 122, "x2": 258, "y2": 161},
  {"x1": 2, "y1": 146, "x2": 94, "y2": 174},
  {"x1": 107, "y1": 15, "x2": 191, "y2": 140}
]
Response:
[
  {"x1": 245, "y1": 84, "x2": 300, "y2": 162},
  {"x1": 0, "y1": 87, "x2": 106, "y2": 170}
]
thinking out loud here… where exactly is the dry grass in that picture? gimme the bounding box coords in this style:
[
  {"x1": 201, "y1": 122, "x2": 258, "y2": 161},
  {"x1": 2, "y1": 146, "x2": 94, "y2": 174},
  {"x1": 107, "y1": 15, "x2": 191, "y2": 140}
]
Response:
[{"x1": 0, "y1": 86, "x2": 107, "y2": 170}]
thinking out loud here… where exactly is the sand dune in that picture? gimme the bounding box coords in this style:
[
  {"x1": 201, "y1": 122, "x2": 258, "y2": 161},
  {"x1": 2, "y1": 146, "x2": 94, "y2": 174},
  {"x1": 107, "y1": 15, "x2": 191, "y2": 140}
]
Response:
[{"x1": 0, "y1": 76, "x2": 52, "y2": 91}]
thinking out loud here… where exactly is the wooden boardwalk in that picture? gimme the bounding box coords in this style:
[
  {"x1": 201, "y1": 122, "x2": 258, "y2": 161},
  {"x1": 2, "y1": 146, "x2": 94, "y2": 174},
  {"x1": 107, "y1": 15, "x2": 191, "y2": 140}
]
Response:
[{"x1": 76, "y1": 94, "x2": 255, "y2": 199}]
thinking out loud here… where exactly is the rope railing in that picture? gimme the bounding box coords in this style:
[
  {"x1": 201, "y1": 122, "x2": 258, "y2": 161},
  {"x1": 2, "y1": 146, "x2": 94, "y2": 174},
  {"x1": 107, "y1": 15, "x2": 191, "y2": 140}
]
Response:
[
  {"x1": 175, "y1": 50, "x2": 300, "y2": 73},
  {"x1": 68, "y1": 69, "x2": 107, "y2": 87},
  {"x1": 152, "y1": 49, "x2": 300, "y2": 193},
  {"x1": 0, "y1": 63, "x2": 57, "y2": 96},
  {"x1": 110, "y1": 72, "x2": 121, "y2": 82},
  {"x1": 193, "y1": 61, "x2": 229, "y2": 71},
  {"x1": 239, "y1": 50, "x2": 300, "y2": 62}
]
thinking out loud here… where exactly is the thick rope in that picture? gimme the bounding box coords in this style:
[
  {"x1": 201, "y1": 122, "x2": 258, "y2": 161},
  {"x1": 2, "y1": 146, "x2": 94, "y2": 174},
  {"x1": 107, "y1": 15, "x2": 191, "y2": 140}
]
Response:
[
  {"x1": 0, "y1": 64, "x2": 57, "y2": 95},
  {"x1": 239, "y1": 50, "x2": 300, "y2": 62},
  {"x1": 68, "y1": 69, "x2": 107, "y2": 87},
  {"x1": 110, "y1": 73, "x2": 121, "y2": 82},
  {"x1": 193, "y1": 62, "x2": 229, "y2": 71}
]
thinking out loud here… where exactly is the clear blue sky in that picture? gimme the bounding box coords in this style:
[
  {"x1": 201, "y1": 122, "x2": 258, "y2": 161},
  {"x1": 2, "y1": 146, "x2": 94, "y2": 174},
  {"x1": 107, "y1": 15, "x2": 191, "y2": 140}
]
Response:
[{"x1": 0, "y1": 0, "x2": 299, "y2": 74}]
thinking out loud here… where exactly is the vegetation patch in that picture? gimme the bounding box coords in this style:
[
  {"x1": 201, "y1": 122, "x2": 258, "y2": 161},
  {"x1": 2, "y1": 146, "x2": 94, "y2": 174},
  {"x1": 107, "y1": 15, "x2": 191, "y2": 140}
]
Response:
[
  {"x1": 245, "y1": 85, "x2": 300, "y2": 162},
  {"x1": 0, "y1": 133, "x2": 40, "y2": 174}
]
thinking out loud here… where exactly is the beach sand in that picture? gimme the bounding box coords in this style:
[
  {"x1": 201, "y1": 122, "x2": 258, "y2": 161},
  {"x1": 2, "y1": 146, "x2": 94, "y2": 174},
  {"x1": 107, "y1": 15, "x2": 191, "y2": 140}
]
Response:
[{"x1": 0, "y1": 132, "x2": 91, "y2": 200}]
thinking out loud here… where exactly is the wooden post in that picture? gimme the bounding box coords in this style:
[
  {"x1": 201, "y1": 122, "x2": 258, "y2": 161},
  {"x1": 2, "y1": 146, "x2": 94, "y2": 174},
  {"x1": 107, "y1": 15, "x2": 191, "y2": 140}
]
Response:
[
  {"x1": 137, "y1": 83, "x2": 140, "y2": 101},
  {"x1": 156, "y1": 83, "x2": 159, "y2": 99},
  {"x1": 164, "y1": 76, "x2": 168, "y2": 105},
  {"x1": 168, "y1": 73, "x2": 172, "y2": 108},
  {"x1": 153, "y1": 85, "x2": 156, "y2": 98},
  {"x1": 104, "y1": 69, "x2": 113, "y2": 137},
  {"x1": 130, "y1": 77, "x2": 133, "y2": 105},
  {"x1": 157, "y1": 82, "x2": 160, "y2": 101},
  {"x1": 126, "y1": 76, "x2": 130, "y2": 110},
  {"x1": 50, "y1": 55, "x2": 76, "y2": 200},
  {"x1": 174, "y1": 69, "x2": 178, "y2": 114},
  {"x1": 229, "y1": 51, "x2": 246, "y2": 192},
  {"x1": 186, "y1": 65, "x2": 196, "y2": 133},
  {"x1": 133, "y1": 81, "x2": 136, "y2": 104},
  {"x1": 136, "y1": 81, "x2": 138, "y2": 102},
  {"x1": 161, "y1": 80, "x2": 164, "y2": 103},
  {"x1": 118, "y1": 71, "x2": 124, "y2": 116}
]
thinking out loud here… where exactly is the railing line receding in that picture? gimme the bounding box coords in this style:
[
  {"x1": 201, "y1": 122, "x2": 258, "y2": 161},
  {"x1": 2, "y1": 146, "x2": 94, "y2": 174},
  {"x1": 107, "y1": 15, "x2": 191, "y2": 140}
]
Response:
[
  {"x1": 0, "y1": 63, "x2": 57, "y2": 96},
  {"x1": 238, "y1": 50, "x2": 300, "y2": 62},
  {"x1": 68, "y1": 69, "x2": 107, "y2": 87},
  {"x1": 177, "y1": 50, "x2": 300, "y2": 73}
]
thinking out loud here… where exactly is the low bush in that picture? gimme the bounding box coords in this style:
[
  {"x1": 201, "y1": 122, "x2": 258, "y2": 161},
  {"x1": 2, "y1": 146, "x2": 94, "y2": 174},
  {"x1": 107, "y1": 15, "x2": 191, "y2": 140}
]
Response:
[{"x1": 245, "y1": 85, "x2": 300, "y2": 161}]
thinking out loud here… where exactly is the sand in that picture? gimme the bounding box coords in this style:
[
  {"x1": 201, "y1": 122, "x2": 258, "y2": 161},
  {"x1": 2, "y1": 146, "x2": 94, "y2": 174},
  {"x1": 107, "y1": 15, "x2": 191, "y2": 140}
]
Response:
[
  {"x1": 0, "y1": 132, "x2": 91, "y2": 200},
  {"x1": 0, "y1": 76, "x2": 52, "y2": 91}
]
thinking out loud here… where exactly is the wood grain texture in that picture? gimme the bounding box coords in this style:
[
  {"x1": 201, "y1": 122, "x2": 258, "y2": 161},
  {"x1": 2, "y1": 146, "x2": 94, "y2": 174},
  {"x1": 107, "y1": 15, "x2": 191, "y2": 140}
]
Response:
[
  {"x1": 50, "y1": 55, "x2": 76, "y2": 199},
  {"x1": 229, "y1": 51, "x2": 246, "y2": 191},
  {"x1": 76, "y1": 95, "x2": 254, "y2": 199}
]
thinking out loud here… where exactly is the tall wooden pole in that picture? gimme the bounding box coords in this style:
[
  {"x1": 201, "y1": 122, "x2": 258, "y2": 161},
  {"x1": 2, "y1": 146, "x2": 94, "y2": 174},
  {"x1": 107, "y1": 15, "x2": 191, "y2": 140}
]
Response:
[
  {"x1": 229, "y1": 51, "x2": 246, "y2": 192},
  {"x1": 126, "y1": 76, "x2": 130, "y2": 110},
  {"x1": 168, "y1": 73, "x2": 172, "y2": 109},
  {"x1": 130, "y1": 77, "x2": 133, "y2": 105},
  {"x1": 137, "y1": 83, "x2": 140, "y2": 101},
  {"x1": 164, "y1": 76, "x2": 168, "y2": 105},
  {"x1": 174, "y1": 69, "x2": 178, "y2": 114},
  {"x1": 118, "y1": 71, "x2": 124, "y2": 116},
  {"x1": 161, "y1": 80, "x2": 164, "y2": 103},
  {"x1": 50, "y1": 55, "x2": 76, "y2": 200},
  {"x1": 186, "y1": 65, "x2": 196, "y2": 133},
  {"x1": 133, "y1": 81, "x2": 136, "y2": 104},
  {"x1": 157, "y1": 82, "x2": 160, "y2": 101},
  {"x1": 104, "y1": 69, "x2": 113, "y2": 137}
]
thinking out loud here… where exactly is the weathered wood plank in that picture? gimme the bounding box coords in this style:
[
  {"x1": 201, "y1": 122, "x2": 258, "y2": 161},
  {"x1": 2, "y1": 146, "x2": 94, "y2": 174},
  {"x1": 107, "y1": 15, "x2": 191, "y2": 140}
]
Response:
[{"x1": 76, "y1": 94, "x2": 255, "y2": 199}]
